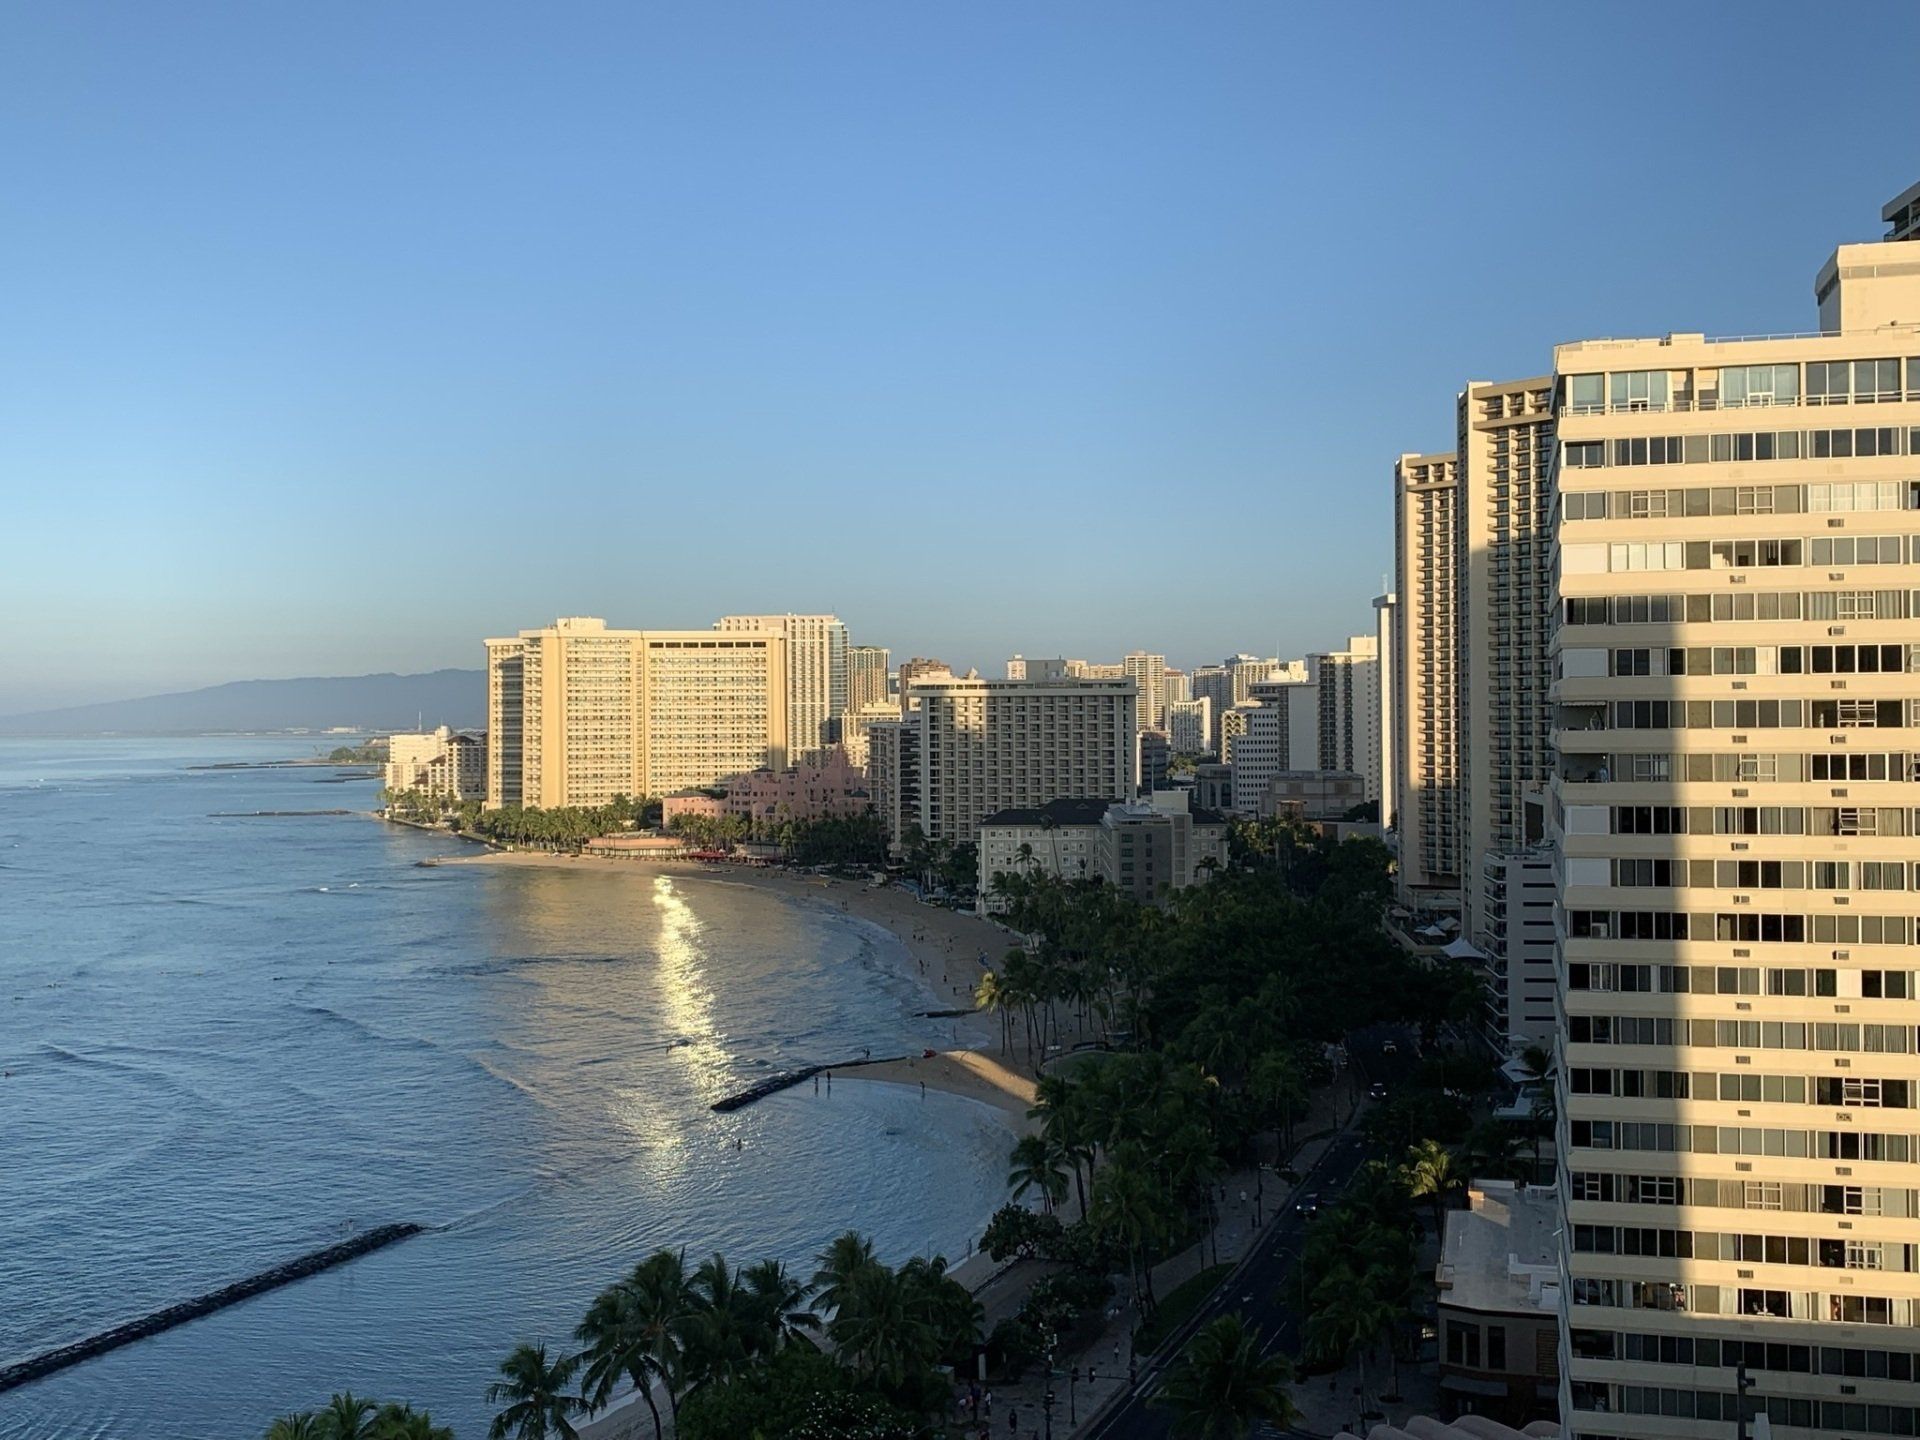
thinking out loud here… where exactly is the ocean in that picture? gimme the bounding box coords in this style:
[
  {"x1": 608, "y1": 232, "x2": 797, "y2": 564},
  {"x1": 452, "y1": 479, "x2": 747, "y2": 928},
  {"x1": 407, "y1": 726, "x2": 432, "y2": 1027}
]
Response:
[{"x1": 0, "y1": 737, "x2": 1014, "y2": 1440}]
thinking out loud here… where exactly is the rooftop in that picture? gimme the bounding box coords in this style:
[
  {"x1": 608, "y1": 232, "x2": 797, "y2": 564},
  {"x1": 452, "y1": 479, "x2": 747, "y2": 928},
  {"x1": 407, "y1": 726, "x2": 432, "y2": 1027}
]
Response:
[{"x1": 1435, "y1": 1181, "x2": 1559, "y2": 1318}]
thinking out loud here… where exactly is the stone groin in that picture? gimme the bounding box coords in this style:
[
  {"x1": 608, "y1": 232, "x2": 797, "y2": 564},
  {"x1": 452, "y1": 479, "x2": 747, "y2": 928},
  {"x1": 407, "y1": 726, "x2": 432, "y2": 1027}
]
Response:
[
  {"x1": 0, "y1": 1222, "x2": 424, "y2": 1394},
  {"x1": 710, "y1": 1055, "x2": 905, "y2": 1113}
]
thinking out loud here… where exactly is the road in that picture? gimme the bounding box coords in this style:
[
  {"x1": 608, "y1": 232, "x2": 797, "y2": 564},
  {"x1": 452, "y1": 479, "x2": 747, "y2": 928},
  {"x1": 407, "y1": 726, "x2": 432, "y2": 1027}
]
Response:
[{"x1": 1079, "y1": 1028, "x2": 1414, "y2": 1440}]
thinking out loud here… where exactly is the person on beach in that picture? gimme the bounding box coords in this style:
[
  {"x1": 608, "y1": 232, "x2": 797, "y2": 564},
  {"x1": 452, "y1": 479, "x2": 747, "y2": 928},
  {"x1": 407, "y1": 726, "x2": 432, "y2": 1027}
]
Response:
[
  {"x1": 1008, "y1": 1408, "x2": 1018, "y2": 1436},
  {"x1": 983, "y1": 1389, "x2": 992, "y2": 1416}
]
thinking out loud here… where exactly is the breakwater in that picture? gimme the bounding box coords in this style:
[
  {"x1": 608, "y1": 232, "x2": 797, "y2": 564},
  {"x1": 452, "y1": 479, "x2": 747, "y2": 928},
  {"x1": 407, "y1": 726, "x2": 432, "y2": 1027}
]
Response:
[
  {"x1": 711, "y1": 1055, "x2": 905, "y2": 1113},
  {"x1": 0, "y1": 1222, "x2": 423, "y2": 1394}
]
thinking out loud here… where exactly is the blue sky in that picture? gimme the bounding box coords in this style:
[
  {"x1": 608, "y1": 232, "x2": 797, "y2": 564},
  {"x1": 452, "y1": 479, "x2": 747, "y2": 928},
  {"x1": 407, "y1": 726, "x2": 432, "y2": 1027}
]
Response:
[{"x1": 3, "y1": 3, "x2": 1917, "y2": 709}]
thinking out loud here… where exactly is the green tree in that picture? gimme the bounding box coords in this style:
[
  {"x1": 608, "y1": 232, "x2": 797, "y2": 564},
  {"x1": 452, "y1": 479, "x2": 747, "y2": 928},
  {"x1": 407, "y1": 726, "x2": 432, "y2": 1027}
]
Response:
[
  {"x1": 320, "y1": 1394, "x2": 379, "y2": 1440},
  {"x1": 1400, "y1": 1137, "x2": 1464, "y2": 1238},
  {"x1": 1007, "y1": 1132, "x2": 1070, "y2": 1214},
  {"x1": 264, "y1": 1416, "x2": 324, "y2": 1440},
  {"x1": 487, "y1": 1342, "x2": 586, "y2": 1440},
  {"x1": 1154, "y1": 1314, "x2": 1300, "y2": 1440}
]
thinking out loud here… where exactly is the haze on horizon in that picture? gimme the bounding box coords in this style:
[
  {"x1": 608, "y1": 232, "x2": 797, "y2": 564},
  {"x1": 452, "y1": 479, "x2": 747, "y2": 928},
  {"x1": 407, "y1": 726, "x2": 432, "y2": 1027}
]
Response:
[{"x1": 3, "y1": 2, "x2": 1914, "y2": 712}]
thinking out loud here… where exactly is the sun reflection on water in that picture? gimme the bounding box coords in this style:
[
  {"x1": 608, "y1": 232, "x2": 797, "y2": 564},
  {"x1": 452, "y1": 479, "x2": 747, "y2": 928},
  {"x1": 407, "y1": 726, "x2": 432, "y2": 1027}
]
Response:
[{"x1": 650, "y1": 874, "x2": 730, "y2": 1103}]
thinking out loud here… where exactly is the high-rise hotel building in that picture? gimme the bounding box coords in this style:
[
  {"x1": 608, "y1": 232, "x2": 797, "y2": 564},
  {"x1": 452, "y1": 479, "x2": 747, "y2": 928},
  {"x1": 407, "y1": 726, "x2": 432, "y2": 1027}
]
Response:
[
  {"x1": 1554, "y1": 193, "x2": 1920, "y2": 1438},
  {"x1": 1393, "y1": 451, "x2": 1464, "y2": 909},
  {"x1": 485, "y1": 617, "x2": 788, "y2": 808},
  {"x1": 873, "y1": 675, "x2": 1138, "y2": 847},
  {"x1": 715, "y1": 614, "x2": 848, "y2": 761}
]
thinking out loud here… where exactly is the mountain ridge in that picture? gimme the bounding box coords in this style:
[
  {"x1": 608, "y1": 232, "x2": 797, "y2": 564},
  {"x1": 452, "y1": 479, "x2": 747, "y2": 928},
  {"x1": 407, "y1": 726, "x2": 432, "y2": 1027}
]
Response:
[{"x1": 0, "y1": 669, "x2": 486, "y2": 736}]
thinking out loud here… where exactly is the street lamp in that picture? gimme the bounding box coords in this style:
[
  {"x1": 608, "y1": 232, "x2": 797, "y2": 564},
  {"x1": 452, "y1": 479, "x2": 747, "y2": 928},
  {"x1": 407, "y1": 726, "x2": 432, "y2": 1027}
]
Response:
[
  {"x1": 1067, "y1": 1367, "x2": 1079, "y2": 1425},
  {"x1": 1042, "y1": 1389, "x2": 1055, "y2": 1440}
]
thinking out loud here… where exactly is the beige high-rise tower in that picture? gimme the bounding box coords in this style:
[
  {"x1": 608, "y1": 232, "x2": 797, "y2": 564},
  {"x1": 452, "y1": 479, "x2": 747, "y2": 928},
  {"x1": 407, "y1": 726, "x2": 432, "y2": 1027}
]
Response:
[
  {"x1": 1392, "y1": 451, "x2": 1463, "y2": 908},
  {"x1": 715, "y1": 614, "x2": 847, "y2": 761},
  {"x1": 485, "y1": 617, "x2": 788, "y2": 807},
  {"x1": 1554, "y1": 187, "x2": 1920, "y2": 1439}
]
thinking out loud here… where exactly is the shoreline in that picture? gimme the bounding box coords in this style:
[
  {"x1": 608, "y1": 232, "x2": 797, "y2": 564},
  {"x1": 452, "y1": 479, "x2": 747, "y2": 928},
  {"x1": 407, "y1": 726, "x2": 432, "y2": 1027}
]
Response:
[
  {"x1": 487, "y1": 856, "x2": 1036, "y2": 1440},
  {"x1": 436, "y1": 850, "x2": 1010, "y2": 1052}
]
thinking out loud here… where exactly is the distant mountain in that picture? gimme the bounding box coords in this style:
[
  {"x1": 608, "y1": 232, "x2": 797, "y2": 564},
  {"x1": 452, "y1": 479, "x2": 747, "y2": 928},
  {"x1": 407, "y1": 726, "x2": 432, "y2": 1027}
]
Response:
[{"x1": 0, "y1": 670, "x2": 486, "y2": 736}]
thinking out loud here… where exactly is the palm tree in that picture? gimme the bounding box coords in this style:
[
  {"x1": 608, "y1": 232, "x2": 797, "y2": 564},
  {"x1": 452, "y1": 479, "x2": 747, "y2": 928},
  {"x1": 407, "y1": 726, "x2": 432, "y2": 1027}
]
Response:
[
  {"x1": 621, "y1": 1248, "x2": 696, "y2": 1421},
  {"x1": 320, "y1": 1394, "x2": 379, "y2": 1440},
  {"x1": 486, "y1": 1342, "x2": 585, "y2": 1440},
  {"x1": 264, "y1": 1416, "x2": 322, "y2": 1440},
  {"x1": 828, "y1": 1260, "x2": 937, "y2": 1388},
  {"x1": 810, "y1": 1230, "x2": 878, "y2": 1318},
  {"x1": 1303, "y1": 1278, "x2": 1393, "y2": 1421},
  {"x1": 1153, "y1": 1314, "x2": 1300, "y2": 1440},
  {"x1": 1090, "y1": 1152, "x2": 1174, "y2": 1314},
  {"x1": 1007, "y1": 1132, "x2": 1069, "y2": 1213},
  {"x1": 684, "y1": 1252, "x2": 755, "y2": 1387},
  {"x1": 371, "y1": 1404, "x2": 454, "y2": 1440},
  {"x1": 575, "y1": 1282, "x2": 667, "y2": 1440},
  {"x1": 1401, "y1": 1138, "x2": 1463, "y2": 1239},
  {"x1": 740, "y1": 1257, "x2": 820, "y2": 1348},
  {"x1": 975, "y1": 970, "x2": 1013, "y2": 1056}
]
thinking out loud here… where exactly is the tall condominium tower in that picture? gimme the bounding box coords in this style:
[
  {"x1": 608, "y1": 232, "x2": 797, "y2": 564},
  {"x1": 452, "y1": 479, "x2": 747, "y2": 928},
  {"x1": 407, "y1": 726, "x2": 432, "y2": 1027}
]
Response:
[
  {"x1": 485, "y1": 637, "x2": 526, "y2": 808},
  {"x1": 1309, "y1": 635, "x2": 1382, "y2": 802},
  {"x1": 1123, "y1": 652, "x2": 1170, "y2": 730},
  {"x1": 889, "y1": 676, "x2": 1137, "y2": 846},
  {"x1": 714, "y1": 614, "x2": 847, "y2": 761},
  {"x1": 485, "y1": 617, "x2": 788, "y2": 807},
  {"x1": 1459, "y1": 377, "x2": 1561, "y2": 1057},
  {"x1": 1392, "y1": 451, "x2": 1463, "y2": 909},
  {"x1": 1168, "y1": 697, "x2": 1213, "y2": 756},
  {"x1": 848, "y1": 645, "x2": 891, "y2": 713},
  {"x1": 1189, "y1": 666, "x2": 1233, "y2": 750},
  {"x1": 1373, "y1": 592, "x2": 1398, "y2": 830},
  {"x1": 1230, "y1": 674, "x2": 1318, "y2": 814},
  {"x1": 1554, "y1": 190, "x2": 1920, "y2": 1439}
]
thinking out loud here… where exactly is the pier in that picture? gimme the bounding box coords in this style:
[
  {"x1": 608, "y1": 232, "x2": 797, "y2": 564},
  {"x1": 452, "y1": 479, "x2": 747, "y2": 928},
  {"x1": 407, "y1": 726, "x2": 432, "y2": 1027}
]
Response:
[{"x1": 0, "y1": 1222, "x2": 424, "y2": 1394}]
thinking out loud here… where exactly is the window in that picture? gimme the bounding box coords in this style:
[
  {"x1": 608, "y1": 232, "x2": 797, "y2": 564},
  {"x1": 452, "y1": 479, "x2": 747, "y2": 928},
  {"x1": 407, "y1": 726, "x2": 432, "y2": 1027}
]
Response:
[
  {"x1": 1569, "y1": 374, "x2": 1604, "y2": 412},
  {"x1": 1720, "y1": 363, "x2": 1799, "y2": 407},
  {"x1": 1611, "y1": 370, "x2": 1671, "y2": 410},
  {"x1": 1563, "y1": 441, "x2": 1604, "y2": 470}
]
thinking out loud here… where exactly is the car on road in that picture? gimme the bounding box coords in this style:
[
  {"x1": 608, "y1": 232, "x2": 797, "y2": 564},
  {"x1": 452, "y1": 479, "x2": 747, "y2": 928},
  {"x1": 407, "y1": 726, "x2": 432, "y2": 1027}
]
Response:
[
  {"x1": 1294, "y1": 1192, "x2": 1321, "y2": 1219},
  {"x1": 1381, "y1": 1039, "x2": 1398, "y2": 1056},
  {"x1": 1367, "y1": 1081, "x2": 1387, "y2": 1101}
]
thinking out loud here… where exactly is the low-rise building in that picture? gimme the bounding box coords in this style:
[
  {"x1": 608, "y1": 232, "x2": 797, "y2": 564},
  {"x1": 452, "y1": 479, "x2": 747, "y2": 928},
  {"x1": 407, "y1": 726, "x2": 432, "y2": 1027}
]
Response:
[
  {"x1": 977, "y1": 791, "x2": 1227, "y2": 912},
  {"x1": 1191, "y1": 762, "x2": 1233, "y2": 814},
  {"x1": 721, "y1": 748, "x2": 870, "y2": 830},
  {"x1": 1434, "y1": 1180, "x2": 1560, "y2": 1429},
  {"x1": 385, "y1": 726, "x2": 487, "y2": 801},
  {"x1": 661, "y1": 791, "x2": 726, "y2": 825},
  {"x1": 1256, "y1": 769, "x2": 1366, "y2": 822}
]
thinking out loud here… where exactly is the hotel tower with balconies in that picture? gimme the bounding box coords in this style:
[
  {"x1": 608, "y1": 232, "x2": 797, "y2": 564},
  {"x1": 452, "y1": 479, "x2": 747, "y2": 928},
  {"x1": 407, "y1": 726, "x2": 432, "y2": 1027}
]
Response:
[{"x1": 1553, "y1": 185, "x2": 1920, "y2": 1439}]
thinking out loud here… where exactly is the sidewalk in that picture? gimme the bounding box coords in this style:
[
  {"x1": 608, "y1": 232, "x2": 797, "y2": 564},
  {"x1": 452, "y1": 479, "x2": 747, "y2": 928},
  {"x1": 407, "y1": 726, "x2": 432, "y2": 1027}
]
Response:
[{"x1": 966, "y1": 1078, "x2": 1362, "y2": 1440}]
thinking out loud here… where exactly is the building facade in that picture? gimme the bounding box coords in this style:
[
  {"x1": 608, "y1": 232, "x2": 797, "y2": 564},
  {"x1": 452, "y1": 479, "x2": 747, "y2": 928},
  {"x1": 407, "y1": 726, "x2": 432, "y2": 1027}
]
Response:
[
  {"x1": 1459, "y1": 377, "x2": 1559, "y2": 953},
  {"x1": 385, "y1": 726, "x2": 487, "y2": 801},
  {"x1": 1553, "y1": 201, "x2": 1920, "y2": 1439},
  {"x1": 894, "y1": 657, "x2": 952, "y2": 713},
  {"x1": 1393, "y1": 451, "x2": 1464, "y2": 909},
  {"x1": 1123, "y1": 651, "x2": 1170, "y2": 730},
  {"x1": 1436, "y1": 1181, "x2": 1561, "y2": 1427},
  {"x1": 848, "y1": 645, "x2": 891, "y2": 713},
  {"x1": 977, "y1": 791, "x2": 1227, "y2": 912},
  {"x1": 1229, "y1": 675, "x2": 1317, "y2": 814},
  {"x1": 721, "y1": 749, "x2": 870, "y2": 829},
  {"x1": 1374, "y1": 591, "x2": 1399, "y2": 830},
  {"x1": 1168, "y1": 697, "x2": 1213, "y2": 756},
  {"x1": 715, "y1": 614, "x2": 848, "y2": 761},
  {"x1": 893, "y1": 676, "x2": 1137, "y2": 846},
  {"x1": 485, "y1": 638, "x2": 525, "y2": 808},
  {"x1": 1310, "y1": 634, "x2": 1382, "y2": 802},
  {"x1": 484, "y1": 617, "x2": 788, "y2": 807}
]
